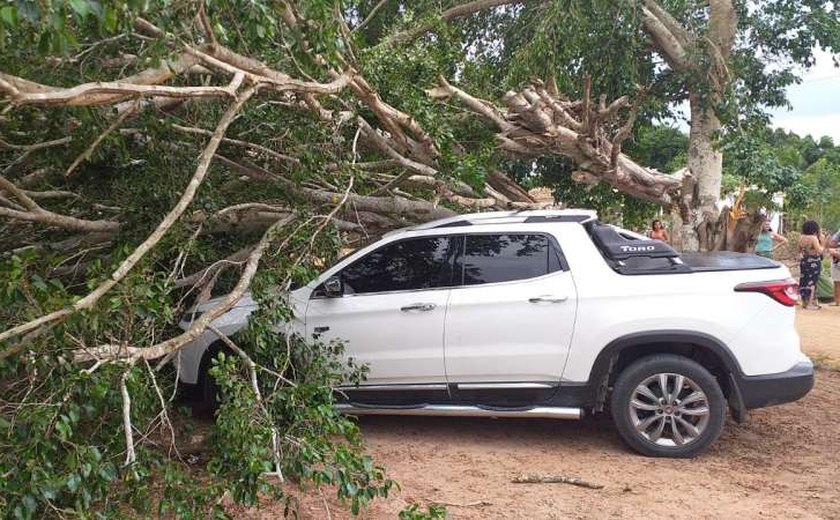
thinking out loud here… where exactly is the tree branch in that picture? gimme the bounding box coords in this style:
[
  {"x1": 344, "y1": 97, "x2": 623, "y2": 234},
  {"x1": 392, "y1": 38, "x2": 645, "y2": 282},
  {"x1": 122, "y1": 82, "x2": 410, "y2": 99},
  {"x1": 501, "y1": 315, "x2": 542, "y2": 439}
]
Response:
[
  {"x1": 436, "y1": 78, "x2": 682, "y2": 206},
  {"x1": 66, "y1": 101, "x2": 141, "y2": 177},
  {"x1": 0, "y1": 136, "x2": 73, "y2": 152},
  {"x1": 708, "y1": 0, "x2": 737, "y2": 61},
  {"x1": 352, "y1": 0, "x2": 390, "y2": 34},
  {"x1": 642, "y1": 0, "x2": 690, "y2": 47},
  {"x1": 0, "y1": 174, "x2": 119, "y2": 232},
  {"x1": 0, "y1": 85, "x2": 256, "y2": 347},
  {"x1": 0, "y1": 206, "x2": 121, "y2": 233},
  {"x1": 427, "y1": 75, "x2": 512, "y2": 131},
  {"x1": 358, "y1": 119, "x2": 438, "y2": 179},
  {"x1": 121, "y1": 369, "x2": 137, "y2": 467},
  {"x1": 379, "y1": 0, "x2": 528, "y2": 47},
  {"x1": 0, "y1": 53, "x2": 201, "y2": 105},
  {"x1": 640, "y1": 4, "x2": 691, "y2": 72},
  {"x1": 171, "y1": 124, "x2": 300, "y2": 165},
  {"x1": 6, "y1": 78, "x2": 240, "y2": 107}
]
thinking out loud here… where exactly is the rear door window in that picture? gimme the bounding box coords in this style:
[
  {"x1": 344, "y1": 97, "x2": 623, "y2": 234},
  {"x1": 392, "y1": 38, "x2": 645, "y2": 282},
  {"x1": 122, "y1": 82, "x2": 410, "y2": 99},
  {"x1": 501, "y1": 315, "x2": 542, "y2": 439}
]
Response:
[{"x1": 459, "y1": 234, "x2": 562, "y2": 285}]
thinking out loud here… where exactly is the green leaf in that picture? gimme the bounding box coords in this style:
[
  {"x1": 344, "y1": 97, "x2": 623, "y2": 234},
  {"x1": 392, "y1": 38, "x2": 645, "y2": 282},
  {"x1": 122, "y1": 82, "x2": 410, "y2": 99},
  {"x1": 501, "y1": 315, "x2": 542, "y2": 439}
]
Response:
[
  {"x1": 69, "y1": 0, "x2": 93, "y2": 18},
  {"x1": 66, "y1": 474, "x2": 82, "y2": 493},
  {"x1": 0, "y1": 6, "x2": 17, "y2": 26},
  {"x1": 103, "y1": 6, "x2": 118, "y2": 32}
]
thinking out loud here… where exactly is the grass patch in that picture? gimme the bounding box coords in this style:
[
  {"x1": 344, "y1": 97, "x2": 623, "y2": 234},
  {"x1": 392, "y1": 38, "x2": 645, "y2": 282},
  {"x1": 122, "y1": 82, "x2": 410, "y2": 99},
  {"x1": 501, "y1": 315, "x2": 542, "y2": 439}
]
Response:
[{"x1": 812, "y1": 353, "x2": 840, "y2": 372}]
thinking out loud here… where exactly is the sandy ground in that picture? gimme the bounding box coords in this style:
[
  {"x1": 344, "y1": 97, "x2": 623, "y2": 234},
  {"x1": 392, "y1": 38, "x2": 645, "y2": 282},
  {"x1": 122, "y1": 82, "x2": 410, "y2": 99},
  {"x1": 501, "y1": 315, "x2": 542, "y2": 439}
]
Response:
[
  {"x1": 241, "y1": 309, "x2": 840, "y2": 519},
  {"x1": 796, "y1": 305, "x2": 840, "y2": 365}
]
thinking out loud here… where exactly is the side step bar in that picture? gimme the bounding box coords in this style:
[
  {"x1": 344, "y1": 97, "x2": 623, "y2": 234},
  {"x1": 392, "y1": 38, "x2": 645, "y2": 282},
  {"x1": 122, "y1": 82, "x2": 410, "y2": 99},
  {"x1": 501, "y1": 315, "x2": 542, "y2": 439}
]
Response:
[{"x1": 336, "y1": 404, "x2": 582, "y2": 420}]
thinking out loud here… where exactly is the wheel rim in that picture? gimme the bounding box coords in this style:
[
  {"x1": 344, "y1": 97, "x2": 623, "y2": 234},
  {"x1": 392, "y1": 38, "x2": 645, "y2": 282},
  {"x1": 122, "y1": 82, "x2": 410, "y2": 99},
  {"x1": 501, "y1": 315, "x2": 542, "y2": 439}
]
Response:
[{"x1": 628, "y1": 372, "x2": 710, "y2": 448}]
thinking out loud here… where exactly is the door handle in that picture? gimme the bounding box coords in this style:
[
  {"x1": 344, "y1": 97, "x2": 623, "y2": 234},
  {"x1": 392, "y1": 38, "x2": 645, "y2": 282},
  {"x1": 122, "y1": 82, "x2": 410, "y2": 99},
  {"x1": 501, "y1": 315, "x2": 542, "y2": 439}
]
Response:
[
  {"x1": 314, "y1": 326, "x2": 330, "y2": 333},
  {"x1": 528, "y1": 295, "x2": 568, "y2": 304},
  {"x1": 400, "y1": 303, "x2": 436, "y2": 312}
]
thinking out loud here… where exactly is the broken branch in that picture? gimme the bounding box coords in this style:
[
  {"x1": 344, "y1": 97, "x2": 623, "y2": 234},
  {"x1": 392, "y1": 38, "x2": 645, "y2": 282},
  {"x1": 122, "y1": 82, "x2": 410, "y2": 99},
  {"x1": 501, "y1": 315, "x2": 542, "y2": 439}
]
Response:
[{"x1": 512, "y1": 474, "x2": 604, "y2": 489}]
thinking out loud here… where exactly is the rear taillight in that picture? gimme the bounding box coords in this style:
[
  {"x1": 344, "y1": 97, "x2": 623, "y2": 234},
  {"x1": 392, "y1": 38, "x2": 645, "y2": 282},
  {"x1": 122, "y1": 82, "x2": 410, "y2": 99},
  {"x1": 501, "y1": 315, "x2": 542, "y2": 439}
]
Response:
[{"x1": 734, "y1": 278, "x2": 800, "y2": 306}]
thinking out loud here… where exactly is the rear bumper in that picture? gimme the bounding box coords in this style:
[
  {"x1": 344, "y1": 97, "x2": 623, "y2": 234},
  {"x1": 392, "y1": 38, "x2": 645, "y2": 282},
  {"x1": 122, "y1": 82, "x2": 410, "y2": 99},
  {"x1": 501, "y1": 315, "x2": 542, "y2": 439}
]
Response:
[{"x1": 736, "y1": 360, "x2": 815, "y2": 410}]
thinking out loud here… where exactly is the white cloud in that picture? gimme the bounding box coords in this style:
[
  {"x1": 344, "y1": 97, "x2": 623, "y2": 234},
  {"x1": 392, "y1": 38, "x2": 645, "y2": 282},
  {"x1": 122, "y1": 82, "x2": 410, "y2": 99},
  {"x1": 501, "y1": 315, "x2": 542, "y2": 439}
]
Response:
[
  {"x1": 769, "y1": 48, "x2": 840, "y2": 141},
  {"x1": 663, "y1": 49, "x2": 840, "y2": 141},
  {"x1": 770, "y1": 113, "x2": 840, "y2": 143}
]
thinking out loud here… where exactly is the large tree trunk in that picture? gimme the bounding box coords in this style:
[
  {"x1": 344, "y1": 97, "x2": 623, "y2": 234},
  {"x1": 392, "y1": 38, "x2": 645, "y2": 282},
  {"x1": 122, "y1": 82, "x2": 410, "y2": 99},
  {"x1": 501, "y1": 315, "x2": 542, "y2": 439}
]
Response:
[
  {"x1": 640, "y1": 0, "x2": 739, "y2": 252},
  {"x1": 673, "y1": 93, "x2": 725, "y2": 252}
]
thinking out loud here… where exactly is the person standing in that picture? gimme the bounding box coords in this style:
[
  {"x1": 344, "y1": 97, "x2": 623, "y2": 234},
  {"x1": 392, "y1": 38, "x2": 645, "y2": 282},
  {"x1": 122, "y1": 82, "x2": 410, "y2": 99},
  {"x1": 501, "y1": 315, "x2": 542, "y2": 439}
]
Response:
[
  {"x1": 798, "y1": 220, "x2": 829, "y2": 310},
  {"x1": 829, "y1": 228, "x2": 840, "y2": 306},
  {"x1": 649, "y1": 219, "x2": 669, "y2": 243},
  {"x1": 754, "y1": 218, "x2": 788, "y2": 259}
]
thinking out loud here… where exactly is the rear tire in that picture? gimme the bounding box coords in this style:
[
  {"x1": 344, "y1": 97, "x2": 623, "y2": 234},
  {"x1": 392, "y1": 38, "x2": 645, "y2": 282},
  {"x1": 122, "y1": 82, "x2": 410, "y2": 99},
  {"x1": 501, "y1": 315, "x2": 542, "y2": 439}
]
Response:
[{"x1": 610, "y1": 354, "x2": 726, "y2": 458}]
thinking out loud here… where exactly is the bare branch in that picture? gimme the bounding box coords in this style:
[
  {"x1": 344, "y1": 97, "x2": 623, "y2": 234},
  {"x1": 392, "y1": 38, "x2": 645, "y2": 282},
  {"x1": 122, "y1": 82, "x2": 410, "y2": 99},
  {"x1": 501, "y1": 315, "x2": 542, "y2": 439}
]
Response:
[
  {"x1": 0, "y1": 53, "x2": 201, "y2": 106},
  {"x1": 143, "y1": 359, "x2": 181, "y2": 459},
  {"x1": 0, "y1": 173, "x2": 118, "y2": 232},
  {"x1": 133, "y1": 17, "x2": 164, "y2": 38},
  {"x1": 642, "y1": 0, "x2": 690, "y2": 48},
  {"x1": 439, "y1": 79, "x2": 682, "y2": 206},
  {"x1": 0, "y1": 193, "x2": 24, "y2": 211},
  {"x1": 379, "y1": 0, "x2": 529, "y2": 47},
  {"x1": 0, "y1": 85, "x2": 256, "y2": 346},
  {"x1": 582, "y1": 75, "x2": 592, "y2": 135},
  {"x1": 76, "y1": 214, "x2": 297, "y2": 363},
  {"x1": 6, "y1": 78, "x2": 239, "y2": 107},
  {"x1": 121, "y1": 369, "x2": 137, "y2": 467},
  {"x1": 0, "y1": 136, "x2": 73, "y2": 152},
  {"x1": 353, "y1": 0, "x2": 390, "y2": 33},
  {"x1": 172, "y1": 124, "x2": 300, "y2": 165},
  {"x1": 349, "y1": 75, "x2": 439, "y2": 161},
  {"x1": 0, "y1": 174, "x2": 39, "y2": 210},
  {"x1": 428, "y1": 76, "x2": 512, "y2": 131},
  {"x1": 216, "y1": 152, "x2": 458, "y2": 221},
  {"x1": 203, "y1": 45, "x2": 355, "y2": 95},
  {"x1": 610, "y1": 90, "x2": 644, "y2": 167},
  {"x1": 66, "y1": 102, "x2": 141, "y2": 178},
  {"x1": 174, "y1": 245, "x2": 254, "y2": 288},
  {"x1": 708, "y1": 0, "x2": 737, "y2": 60},
  {"x1": 0, "y1": 206, "x2": 120, "y2": 233},
  {"x1": 597, "y1": 95, "x2": 631, "y2": 121},
  {"x1": 197, "y1": 2, "x2": 219, "y2": 50},
  {"x1": 640, "y1": 5, "x2": 690, "y2": 72},
  {"x1": 22, "y1": 190, "x2": 81, "y2": 201},
  {"x1": 359, "y1": 119, "x2": 438, "y2": 179}
]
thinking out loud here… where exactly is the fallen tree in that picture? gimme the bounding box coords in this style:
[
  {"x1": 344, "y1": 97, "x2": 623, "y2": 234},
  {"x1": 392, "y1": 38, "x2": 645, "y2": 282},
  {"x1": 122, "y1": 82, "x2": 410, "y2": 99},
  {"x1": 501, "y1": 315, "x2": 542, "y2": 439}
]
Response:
[{"x1": 0, "y1": 0, "x2": 834, "y2": 517}]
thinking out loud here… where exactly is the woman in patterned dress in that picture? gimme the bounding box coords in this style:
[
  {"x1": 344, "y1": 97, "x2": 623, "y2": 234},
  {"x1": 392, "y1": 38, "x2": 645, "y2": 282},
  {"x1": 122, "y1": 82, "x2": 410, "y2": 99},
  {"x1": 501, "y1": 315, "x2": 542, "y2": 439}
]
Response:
[{"x1": 798, "y1": 220, "x2": 829, "y2": 309}]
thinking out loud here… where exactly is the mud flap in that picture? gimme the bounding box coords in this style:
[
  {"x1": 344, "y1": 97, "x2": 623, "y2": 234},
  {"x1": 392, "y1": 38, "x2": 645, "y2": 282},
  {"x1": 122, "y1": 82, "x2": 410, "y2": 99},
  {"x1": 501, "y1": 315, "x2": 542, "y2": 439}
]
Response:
[{"x1": 727, "y1": 372, "x2": 748, "y2": 423}]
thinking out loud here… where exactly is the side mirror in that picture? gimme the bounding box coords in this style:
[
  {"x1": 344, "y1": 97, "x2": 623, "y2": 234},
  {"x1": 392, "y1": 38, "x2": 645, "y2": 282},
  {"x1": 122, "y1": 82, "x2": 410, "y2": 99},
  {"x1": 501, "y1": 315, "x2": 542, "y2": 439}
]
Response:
[{"x1": 324, "y1": 276, "x2": 343, "y2": 297}]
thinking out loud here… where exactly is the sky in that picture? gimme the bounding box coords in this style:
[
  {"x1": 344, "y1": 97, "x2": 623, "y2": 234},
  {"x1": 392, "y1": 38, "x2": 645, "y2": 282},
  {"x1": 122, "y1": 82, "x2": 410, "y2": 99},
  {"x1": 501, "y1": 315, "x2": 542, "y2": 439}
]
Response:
[
  {"x1": 769, "y1": 48, "x2": 840, "y2": 143},
  {"x1": 670, "y1": 48, "x2": 840, "y2": 142}
]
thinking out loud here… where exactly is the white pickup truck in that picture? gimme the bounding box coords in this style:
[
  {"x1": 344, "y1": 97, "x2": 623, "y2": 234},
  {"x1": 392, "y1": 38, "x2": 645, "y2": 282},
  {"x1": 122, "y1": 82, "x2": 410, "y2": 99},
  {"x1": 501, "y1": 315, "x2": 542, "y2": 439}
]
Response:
[{"x1": 178, "y1": 209, "x2": 813, "y2": 457}]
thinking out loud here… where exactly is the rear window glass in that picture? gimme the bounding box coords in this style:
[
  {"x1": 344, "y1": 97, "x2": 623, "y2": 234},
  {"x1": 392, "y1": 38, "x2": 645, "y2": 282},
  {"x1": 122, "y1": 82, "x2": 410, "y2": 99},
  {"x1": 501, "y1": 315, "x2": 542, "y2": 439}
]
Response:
[{"x1": 459, "y1": 234, "x2": 556, "y2": 285}]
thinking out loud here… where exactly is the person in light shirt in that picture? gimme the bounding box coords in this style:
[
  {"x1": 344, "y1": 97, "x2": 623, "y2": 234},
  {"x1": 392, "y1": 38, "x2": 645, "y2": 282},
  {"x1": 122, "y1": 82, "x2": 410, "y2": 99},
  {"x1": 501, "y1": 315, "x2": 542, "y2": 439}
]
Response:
[
  {"x1": 754, "y1": 218, "x2": 787, "y2": 259},
  {"x1": 829, "y1": 228, "x2": 840, "y2": 306}
]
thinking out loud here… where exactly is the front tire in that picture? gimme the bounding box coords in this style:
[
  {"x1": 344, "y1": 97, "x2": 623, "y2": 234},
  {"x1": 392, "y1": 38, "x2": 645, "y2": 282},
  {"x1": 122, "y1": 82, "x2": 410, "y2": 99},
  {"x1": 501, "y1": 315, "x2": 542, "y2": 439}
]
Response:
[{"x1": 610, "y1": 354, "x2": 726, "y2": 458}]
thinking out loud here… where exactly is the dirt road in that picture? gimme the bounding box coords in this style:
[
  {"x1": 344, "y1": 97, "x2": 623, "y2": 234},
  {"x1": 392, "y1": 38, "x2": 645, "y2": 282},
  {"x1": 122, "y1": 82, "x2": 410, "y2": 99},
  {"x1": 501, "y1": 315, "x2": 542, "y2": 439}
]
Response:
[
  {"x1": 245, "y1": 309, "x2": 840, "y2": 519},
  {"x1": 796, "y1": 305, "x2": 840, "y2": 365}
]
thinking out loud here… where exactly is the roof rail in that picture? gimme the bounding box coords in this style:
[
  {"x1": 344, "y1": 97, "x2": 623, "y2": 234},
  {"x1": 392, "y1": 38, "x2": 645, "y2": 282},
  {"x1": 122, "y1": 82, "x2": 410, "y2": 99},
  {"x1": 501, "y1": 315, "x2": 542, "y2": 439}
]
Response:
[{"x1": 410, "y1": 209, "x2": 598, "y2": 231}]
